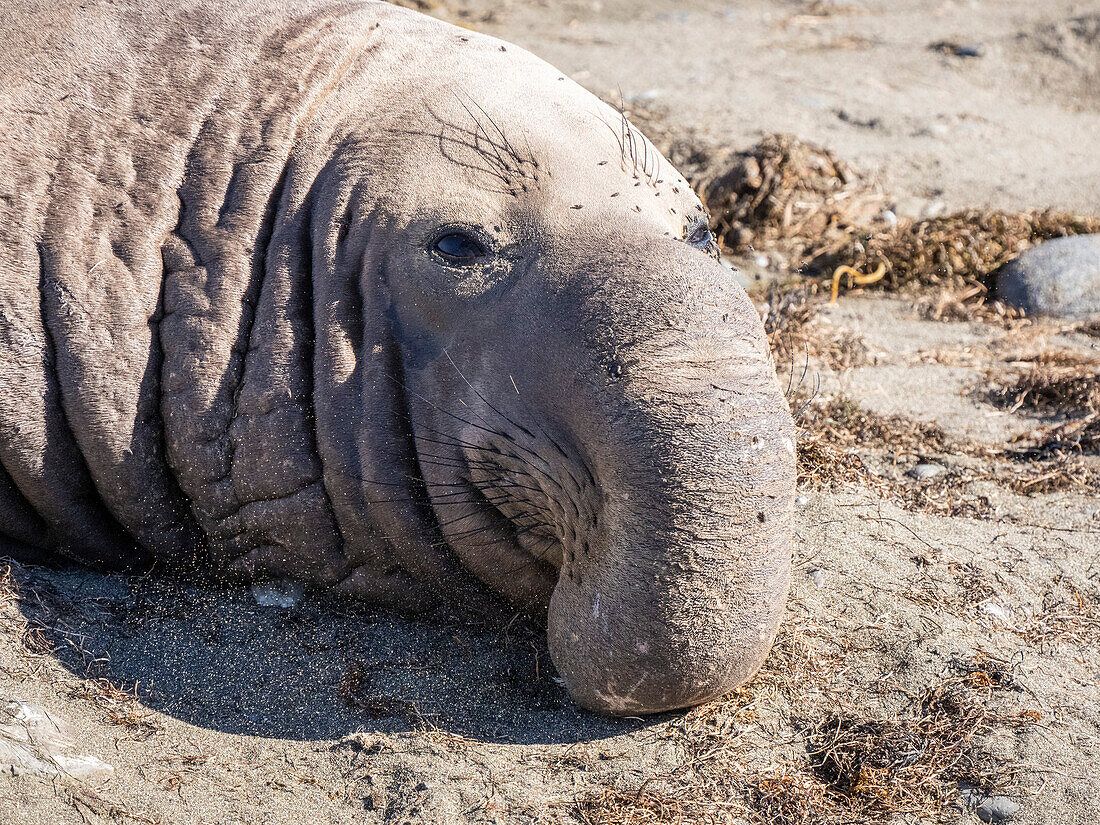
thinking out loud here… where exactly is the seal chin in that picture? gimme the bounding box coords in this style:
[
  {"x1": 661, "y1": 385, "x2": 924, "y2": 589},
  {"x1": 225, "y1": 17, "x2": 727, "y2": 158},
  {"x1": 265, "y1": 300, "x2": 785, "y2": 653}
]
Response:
[
  {"x1": 546, "y1": 584, "x2": 769, "y2": 716},
  {"x1": 544, "y1": 528, "x2": 787, "y2": 716}
]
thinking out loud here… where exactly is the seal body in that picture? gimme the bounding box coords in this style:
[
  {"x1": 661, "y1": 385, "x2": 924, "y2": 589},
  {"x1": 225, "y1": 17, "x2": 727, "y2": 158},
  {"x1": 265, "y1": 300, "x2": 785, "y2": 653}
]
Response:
[{"x1": 0, "y1": 0, "x2": 796, "y2": 714}]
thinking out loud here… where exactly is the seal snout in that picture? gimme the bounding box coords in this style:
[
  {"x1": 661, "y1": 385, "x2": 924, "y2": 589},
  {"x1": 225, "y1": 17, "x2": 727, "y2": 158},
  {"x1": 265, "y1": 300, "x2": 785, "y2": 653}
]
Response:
[{"x1": 426, "y1": 246, "x2": 799, "y2": 715}]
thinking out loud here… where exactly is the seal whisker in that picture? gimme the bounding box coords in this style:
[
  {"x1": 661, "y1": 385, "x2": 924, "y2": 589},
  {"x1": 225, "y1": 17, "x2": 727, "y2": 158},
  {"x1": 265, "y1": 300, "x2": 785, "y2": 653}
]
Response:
[
  {"x1": 443, "y1": 349, "x2": 536, "y2": 439},
  {"x1": 382, "y1": 372, "x2": 516, "y2": 445}
]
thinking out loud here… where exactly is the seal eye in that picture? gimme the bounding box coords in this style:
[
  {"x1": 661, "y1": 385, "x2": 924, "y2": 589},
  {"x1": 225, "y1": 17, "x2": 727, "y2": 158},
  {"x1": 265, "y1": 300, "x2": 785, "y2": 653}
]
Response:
[
  {"x1": 433, "y1": 232, "x2": 487, "y2": 265},
  {"x1": 685, "y1": 220, "x2": 714, "y2": 251}
]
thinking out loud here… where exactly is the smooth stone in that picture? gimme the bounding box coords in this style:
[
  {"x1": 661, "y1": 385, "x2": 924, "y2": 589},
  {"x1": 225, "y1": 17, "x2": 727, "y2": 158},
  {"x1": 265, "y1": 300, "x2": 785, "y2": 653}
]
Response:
[
  {"x1": 960, "y1": 783, "x2": 1019, "y2": 822},
  {"x1": 808, "y1": 568, "x2": 826, "y2": 589},
  {"x1": 909, "y1": 462, "x2": 944, "y2": 480},
  {"x1": 978, "y1": 796, "x2": 1020, "y2": 822},
  {"x1": 997, "y1": 234, "x2": 1100, "y2": 319},
  {"x1": 250, "y1": 580, "x2": 304, "y2": 609}
]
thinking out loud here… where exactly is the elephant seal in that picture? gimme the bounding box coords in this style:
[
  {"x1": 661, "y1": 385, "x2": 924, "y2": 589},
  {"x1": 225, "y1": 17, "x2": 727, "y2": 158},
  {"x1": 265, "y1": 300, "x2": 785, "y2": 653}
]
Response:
[{"x1": 0, "y1": 0, "x2": 795, "y2": 714}]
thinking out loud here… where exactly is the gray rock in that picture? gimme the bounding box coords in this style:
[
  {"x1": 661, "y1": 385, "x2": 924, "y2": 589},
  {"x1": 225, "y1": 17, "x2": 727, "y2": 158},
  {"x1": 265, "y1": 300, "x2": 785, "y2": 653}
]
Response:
[
  {"x1": 960, "y1": 784, "x2": 1019, "y2": 822},
  {"x1": 997, "y1": 234, "x2": 1100, "y2": 319}
]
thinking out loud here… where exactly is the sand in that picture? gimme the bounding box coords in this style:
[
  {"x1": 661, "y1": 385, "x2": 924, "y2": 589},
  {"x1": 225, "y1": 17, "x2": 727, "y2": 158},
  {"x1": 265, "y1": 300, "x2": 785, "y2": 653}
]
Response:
[{"x1": 2, "y1": 1, "x2": 1098, "y2": 823}]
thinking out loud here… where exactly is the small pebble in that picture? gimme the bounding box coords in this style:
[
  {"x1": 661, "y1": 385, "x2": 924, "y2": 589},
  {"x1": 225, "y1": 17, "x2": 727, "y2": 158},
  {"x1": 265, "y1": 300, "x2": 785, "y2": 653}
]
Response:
[
  {"x1": 978, "y1": 796, "x2": 1019, "y2": 822},
  {"x1": 908, "y1": 462, "x2": 944, "y2": 480},
  {"x1": 954, "y1": 44, "x2": 984, "y2": 58},
  {"x1": 980, "y1": 601, "x2": 1012, "y2": 624},
  {"x1": 809, "y1": 568, "x2": 826, "y2": 589},
  {"x1": 795, "y1": 495, "x2": 809, "y2": 506},
  {"x1": 250, "y1": 580, "x2": 304, "y2": 608},
  {"x1": 930, "y1": 40, "x2": 984, "y2": 58},
  {"x1": 960, "y1": 784, "x2": 1019, "y2": 822}
]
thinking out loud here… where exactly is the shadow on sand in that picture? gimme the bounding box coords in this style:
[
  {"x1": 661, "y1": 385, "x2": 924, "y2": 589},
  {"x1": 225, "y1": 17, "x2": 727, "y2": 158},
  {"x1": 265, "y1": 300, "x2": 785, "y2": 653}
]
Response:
[{"x1": 6, "y1": 559, "x2": 651, "y2": 746}]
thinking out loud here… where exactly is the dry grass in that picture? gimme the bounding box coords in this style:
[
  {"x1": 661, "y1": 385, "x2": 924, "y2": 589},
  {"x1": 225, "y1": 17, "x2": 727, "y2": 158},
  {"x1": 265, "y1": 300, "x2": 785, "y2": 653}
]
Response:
[
  {"x1": 61, "y1": 786, "x2": 165, "y2": 825},
  {"x1": 790, "y1": 396, "x2": 1001, "y2": 516},
  {"x1": 986, "y1": 364, "x2": 1099, "y2": 418},
  {"x1": 791, "y1": 394, "x2": 990, "y2": 515},
  {"x1": 790, "y1": 383, "x2": 1100, "y2": 506},
  {"x1": 915, "y1": 288, "x2": 1029, "y2": 327},
  {"x1": 799, "y1": 395, "x2": 948, "y2": 454},
  {"x1": 1020, "y1": 583, "x2": 1100, "y2": 647},
  {"x1": 983, "y1": 355, "x2": 1100, "y2": 458}
]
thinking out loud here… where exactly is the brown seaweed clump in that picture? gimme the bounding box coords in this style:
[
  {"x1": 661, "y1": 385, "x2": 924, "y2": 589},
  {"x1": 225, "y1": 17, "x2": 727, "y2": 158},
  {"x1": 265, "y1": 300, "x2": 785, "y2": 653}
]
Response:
[
  {"x1": 697, "y1": 134, "x2": 887, "y2": 262},
  {"x1": 812, "y1": 210, "x2": 1100, "y2": 294},
  {"x1": 688, "y1": 133, "x2": 1099, "y2": 309}
]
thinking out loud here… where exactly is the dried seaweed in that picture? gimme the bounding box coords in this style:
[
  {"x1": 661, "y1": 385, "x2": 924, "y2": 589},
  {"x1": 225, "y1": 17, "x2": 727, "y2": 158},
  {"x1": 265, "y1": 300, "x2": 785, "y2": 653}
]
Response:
[
  {"x1": 983, "y1": 357, "x2": 1100, "y2": 457},
  {"x1": 697, "y1": 134, "x2": 887, "y2": 264},
  {"x1": 761, "y1": 282, "x2": 871, "y2": 372},
  {"x1": 684, "y1": 133, "x2": 1098, "y2": 310},
  {"x1": 810, "y1": 210, "x2": 1100, "y2": 294},
  {"x1": 793, "y1": 388, "x2": 1099, "y2": 505},
  {"x1": 574, "y1": 639, "x2": 1026, "y2": 825}
]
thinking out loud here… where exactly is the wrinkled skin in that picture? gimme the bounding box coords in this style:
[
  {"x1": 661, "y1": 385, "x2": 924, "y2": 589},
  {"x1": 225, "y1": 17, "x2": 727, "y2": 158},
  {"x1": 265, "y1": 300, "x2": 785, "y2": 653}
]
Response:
[{"x1": 0, "y1": 0, "x2": 795, "y2": 714}]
